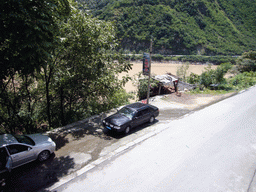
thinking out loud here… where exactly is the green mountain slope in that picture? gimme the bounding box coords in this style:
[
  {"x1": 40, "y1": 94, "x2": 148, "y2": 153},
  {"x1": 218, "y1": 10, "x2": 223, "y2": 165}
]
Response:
[{"x1": 83, "y1": 0, "x2": 256, "y2": 55}]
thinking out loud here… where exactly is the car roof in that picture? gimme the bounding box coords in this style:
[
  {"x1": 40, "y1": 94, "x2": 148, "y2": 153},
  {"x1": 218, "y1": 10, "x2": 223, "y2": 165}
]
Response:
[
  {"x1": 125, "y1": 102, "x2": 148, "y2": 111},
  {"x1": 0, "y1": 134, "x2": 18, "y2": 147}
]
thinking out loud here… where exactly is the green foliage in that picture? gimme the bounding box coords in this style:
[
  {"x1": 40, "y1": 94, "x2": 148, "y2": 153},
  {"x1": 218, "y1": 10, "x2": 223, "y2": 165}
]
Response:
[
  {"x1": 152, "y1": 54, "x2": 164, "y2": 61},
  {"x1": 187, "y1": 73, "x2": 200, "y2": 84},
  {"x1": 177, "y1": 61, "x2": 232, "y2": 86},
  {"x1": 85, "y1": 0, "x2": 256, "y2": 55},
  {"x1": 0, "y1": 1, "x2": 133, "y2": 133},
  {"x1": 171, "y1": 55, "x2": 237, "y2": 65},
  {"x1": 123, "y1": 54, "x2": 236, "y2": 64},
  {"x1": 0, "y1": 0, "x2": 71, "y2": 81},
  {"x1": 186, "y1": 63, "x2": 232, "y2": 89},
  {"x1": 199, "y1": 66, "x2": 216, "y2": 87},
  {"x1": 0, "y1": 74, "x2": 40, "y2": 134},
  {"x1": 189, "y1": 63, "x2": 256, "y2": 92},
  {"x1": 213, "y1": 63, "x2": 232, "y2": 84},
  {"x1": 228, "y1": 71, "x2": 256, "y2": 89},
  {"x1": 133, "y1": 72, "x2": 159, "y2": 100},
  {"x1": 0, "y1": 0, "x2": 70, "y2": 133},
  {"x1": 236, "y1": 51, "x2": 256, "y2": 72},
  {"x1": 217, "y1": 0, "x2": 256, "y2": 49},
  {"x1": 37, "y1": 2, "x2": 132, "y2": 128}
]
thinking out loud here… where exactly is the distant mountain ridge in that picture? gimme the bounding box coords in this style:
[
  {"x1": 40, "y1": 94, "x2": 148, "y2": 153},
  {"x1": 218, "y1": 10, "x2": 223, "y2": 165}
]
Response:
[{"x1": 82, "y1": 0, "x2": 256, "y2": 55}]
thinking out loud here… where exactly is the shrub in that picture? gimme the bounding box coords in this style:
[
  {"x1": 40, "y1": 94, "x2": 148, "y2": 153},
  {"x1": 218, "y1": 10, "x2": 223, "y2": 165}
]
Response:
[
  {"x1": 228, "y1": 72, "x2": 256, "y2": 89},
  {"x1": 152, "y1": 54, "x2": 164, "y2": 61},
  {"x1": 187, "y1": 73, "x2": 200, "y2": 84},
  {"x1": 137, "y1": 78, "x2": 160, "y2": 100},
  {"x1": 197, "y1": 63, "x2": 232, "y2": 88},
  {"x1": 133, "y1": 72, "x2": 160, "y2": 100},
  {"x1": 237, "y1": 51, "x2": 256, "y2": 72},
  {"x1": 199, "y1": 68, "x2": 215, "y2": 87}
]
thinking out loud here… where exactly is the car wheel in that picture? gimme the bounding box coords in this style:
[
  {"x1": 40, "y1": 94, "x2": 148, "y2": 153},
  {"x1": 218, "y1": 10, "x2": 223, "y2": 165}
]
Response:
[
  {"x1": 38, "y1": 150, "x2": 50, "y2": 162},
  {"x1": 124, "y1": 126, "x2": 130, "y2": 135},
  {"x1": 149, "y1": 116, "x2": 155, "y2": 123}
]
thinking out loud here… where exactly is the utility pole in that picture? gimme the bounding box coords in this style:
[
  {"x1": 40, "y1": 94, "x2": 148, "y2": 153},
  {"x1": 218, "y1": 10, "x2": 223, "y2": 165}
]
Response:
[{"x1": 146, "y1": 38, "x2": 153, "y2": 104}]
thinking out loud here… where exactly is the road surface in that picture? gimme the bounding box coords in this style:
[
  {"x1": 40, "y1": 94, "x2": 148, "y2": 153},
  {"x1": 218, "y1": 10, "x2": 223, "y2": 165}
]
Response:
[{"x1": 55, "y1": 87, "x2": 256, "y2": 192}]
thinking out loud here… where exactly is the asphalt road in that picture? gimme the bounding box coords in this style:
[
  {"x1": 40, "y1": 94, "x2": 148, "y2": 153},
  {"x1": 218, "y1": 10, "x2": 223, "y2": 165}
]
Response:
[{"x1": 55, "y1": 86, "x2": 256, "y2": 192}]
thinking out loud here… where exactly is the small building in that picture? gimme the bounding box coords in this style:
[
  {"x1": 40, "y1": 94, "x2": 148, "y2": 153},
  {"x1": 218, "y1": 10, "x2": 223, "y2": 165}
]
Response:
[{"x1": 153, "y1": 74, "x2": 195, "y2": 95}]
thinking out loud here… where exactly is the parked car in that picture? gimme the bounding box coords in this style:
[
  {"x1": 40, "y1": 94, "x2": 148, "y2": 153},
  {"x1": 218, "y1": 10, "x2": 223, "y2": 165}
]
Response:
[
  {"x1": 0, "y1": 134, "x2": 56, "y2": 174},
  {"x1": 102, "y1": 102, "x2": 159, "y2": 134}
]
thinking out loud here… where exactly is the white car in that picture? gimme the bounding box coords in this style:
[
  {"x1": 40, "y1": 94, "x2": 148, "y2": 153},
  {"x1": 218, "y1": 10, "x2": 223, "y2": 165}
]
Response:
[{"x1": 0, "y1": 134, "x2": 56, "y2": 174}]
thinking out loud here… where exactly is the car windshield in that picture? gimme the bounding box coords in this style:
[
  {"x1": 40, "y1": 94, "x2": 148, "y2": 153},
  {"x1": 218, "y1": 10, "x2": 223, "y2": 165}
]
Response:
[
  {"x1": 13, "y1": 135, "x2": 35, "y2": 146},
  {"x1": 118, "y1": 107, "x2": 135, "y2": 119}
]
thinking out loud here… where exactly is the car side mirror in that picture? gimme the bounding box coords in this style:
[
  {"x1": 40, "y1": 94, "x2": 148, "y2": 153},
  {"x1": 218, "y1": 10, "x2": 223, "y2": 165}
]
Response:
[{"x1": 28, "y1": 147, "x2": 32, "y2": 151}]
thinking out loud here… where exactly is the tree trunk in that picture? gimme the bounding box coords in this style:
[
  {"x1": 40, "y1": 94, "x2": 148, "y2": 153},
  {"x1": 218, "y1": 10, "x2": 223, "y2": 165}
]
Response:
[
  {"x1": 60, "y1": 86, "x2": 65, "y2": 126},
  {"x1": 44, "y1": 66, "x2": 53, "y2": 128},
  {"x1": 45, "y1": 79, "x2": 52, "y2": 128}
]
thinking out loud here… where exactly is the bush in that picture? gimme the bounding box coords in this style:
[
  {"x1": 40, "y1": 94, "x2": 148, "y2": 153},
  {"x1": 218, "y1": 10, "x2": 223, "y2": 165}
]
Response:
[
  {"x1": 152, "y1": 54, "x2": 164, "y2": 61},
  {"x1": 228, "y1": 72, "x2": 256, "y2": 89},
  {"x1": 133, "y1": 72, "x2": 160, "y2": 100},
  {"x1": 199, "y1": 68, "x2": 215, "y2": 87},
  {"x1": 197, "y1": 63, "x2": 232, "y2": 88},
  {"x1": 137, "y1": 78, "x2": 160, "y2": 100},
  {"x1": 237, "y1": 51, "x2": 256, "y2": 72},
  {"x1": 187, "y1": 73, "x2": 200, "y2": 84}
]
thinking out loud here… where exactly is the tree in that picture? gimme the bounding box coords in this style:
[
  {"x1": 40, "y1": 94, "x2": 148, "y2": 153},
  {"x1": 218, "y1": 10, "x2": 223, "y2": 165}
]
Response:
[
  {"x1": 37, "y1": 3, "x2": 132, "y2": 128},
  {"x1": 0, "y1": 0, "x2": 70, "y2": 133},
  {"x1": 0, "y1": 0, "x2": 70, "y2": 81},
  {"x1": 0, "y1": 1, "x2": 132, "y2": 133}
]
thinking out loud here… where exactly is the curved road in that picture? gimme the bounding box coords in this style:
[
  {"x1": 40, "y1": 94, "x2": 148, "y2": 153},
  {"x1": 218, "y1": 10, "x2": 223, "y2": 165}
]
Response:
[{"x1": 55, "y1": 86, "x2": 256, "y2": 192}]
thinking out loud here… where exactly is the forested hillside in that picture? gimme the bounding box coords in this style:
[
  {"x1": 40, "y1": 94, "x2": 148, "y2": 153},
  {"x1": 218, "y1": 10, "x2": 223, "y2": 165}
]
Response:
[{"x1": 82, "y1": 0, "x2": 256, "y2": 55}]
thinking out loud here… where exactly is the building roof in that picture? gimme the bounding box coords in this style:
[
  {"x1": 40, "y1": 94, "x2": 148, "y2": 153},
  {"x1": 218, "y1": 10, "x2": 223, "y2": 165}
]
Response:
[{"x1": 154, "y1": 74, "x2": 178, "y2": 86}]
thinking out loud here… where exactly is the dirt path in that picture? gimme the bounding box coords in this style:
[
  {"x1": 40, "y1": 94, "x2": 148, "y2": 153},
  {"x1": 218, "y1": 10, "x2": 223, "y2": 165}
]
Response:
[{"x1": 160, "y1": 92, "x2": 236, "y2": 109}]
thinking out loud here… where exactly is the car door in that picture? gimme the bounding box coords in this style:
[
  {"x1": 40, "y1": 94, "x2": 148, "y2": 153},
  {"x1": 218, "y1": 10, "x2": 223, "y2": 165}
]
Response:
[
  {"x1": 7, "y1": 144, "x2": 36, "y2": 168},
  {"x1": 140, "y1": 108, "x2": 150, "y2": 124},
  {"x1": 132, "y1": 108, "x2": 149, "y2": 127},
  {"x1": 0, "y1": 147, "x2": 9, "y2": 172},
  {"x1": 132, "y1": 111, "x2": 144, "y2": 127}
]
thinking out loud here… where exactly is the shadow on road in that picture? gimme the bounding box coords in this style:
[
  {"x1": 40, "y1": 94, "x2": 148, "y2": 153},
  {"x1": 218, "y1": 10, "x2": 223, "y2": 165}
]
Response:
[
  {"x1": 2, "y1": 154, "x2": 75, "y2": 192},
  {"x1": 2, "y1": 112, "x2": 160, "y2": 191}
]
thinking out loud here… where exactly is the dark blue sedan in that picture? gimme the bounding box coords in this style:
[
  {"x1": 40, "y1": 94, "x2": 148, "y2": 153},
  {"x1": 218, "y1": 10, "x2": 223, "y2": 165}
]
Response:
[{"x1": 102, "y1": 102, "x2": 159, "y2": 134}]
